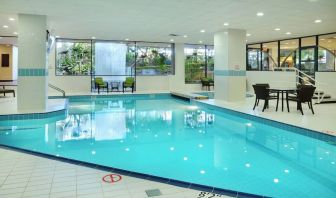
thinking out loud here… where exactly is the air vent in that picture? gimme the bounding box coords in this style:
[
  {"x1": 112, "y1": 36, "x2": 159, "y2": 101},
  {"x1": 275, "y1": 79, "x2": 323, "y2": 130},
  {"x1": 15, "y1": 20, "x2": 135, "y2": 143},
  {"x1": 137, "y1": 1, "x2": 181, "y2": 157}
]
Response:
[{"x1": 168, "y1": 34, "x2": 180, "y2": 37}]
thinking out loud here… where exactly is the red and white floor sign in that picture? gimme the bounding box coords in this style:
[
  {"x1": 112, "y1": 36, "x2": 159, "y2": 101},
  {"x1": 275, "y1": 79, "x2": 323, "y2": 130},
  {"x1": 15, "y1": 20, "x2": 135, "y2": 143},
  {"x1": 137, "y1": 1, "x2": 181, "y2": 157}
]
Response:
[{"x1": 102, "y1": 174, "x2": 122, "y2": 183}]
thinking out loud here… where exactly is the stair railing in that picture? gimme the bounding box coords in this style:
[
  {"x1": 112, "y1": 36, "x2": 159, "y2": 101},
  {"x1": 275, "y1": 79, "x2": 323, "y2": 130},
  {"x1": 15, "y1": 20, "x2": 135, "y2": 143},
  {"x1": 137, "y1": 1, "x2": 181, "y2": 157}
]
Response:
[{"x1": 48, "y1": 83, "x2": 65, "y2": 98}]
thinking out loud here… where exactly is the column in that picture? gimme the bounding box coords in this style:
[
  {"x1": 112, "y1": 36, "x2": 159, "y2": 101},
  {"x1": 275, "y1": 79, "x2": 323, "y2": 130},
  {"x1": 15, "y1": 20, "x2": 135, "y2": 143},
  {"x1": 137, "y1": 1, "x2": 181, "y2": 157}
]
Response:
[
  {"x1": 169, "y1": 43, "x2": 185, "y2": 91},
  {"x1": 214, "y1": 29, "x2": 246, "y2": 101},
  {"x1": 17, "y1": 14, "x2": 47, "y2": 110}
]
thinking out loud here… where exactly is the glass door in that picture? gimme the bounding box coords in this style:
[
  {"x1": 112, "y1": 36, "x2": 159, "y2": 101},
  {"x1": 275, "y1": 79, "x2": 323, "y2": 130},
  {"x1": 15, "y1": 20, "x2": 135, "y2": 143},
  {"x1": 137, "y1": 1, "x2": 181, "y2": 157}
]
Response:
[{"x1": 300, "y1": 46, "x2": 316, "y2": 84}]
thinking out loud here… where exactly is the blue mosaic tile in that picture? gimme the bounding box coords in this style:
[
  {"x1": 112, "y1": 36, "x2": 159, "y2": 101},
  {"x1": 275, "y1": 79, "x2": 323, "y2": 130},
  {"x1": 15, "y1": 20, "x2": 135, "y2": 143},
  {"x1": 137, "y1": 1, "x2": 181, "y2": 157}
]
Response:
[
  {"x1": 18, "y1": 68, "x2": 48, "y2": 77},
  {"x1": 214, "y1": 69, "x2": 246, "y2": 76}
]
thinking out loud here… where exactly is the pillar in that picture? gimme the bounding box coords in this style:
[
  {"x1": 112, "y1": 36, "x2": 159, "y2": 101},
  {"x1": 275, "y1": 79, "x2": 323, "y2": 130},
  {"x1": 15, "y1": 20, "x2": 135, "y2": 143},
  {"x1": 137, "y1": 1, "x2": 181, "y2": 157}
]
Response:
[
  {"x1": 214, "y1": 29, "x2": 246, "y2": 101},
  {"x1": 17, "y1": 14, "x2": 47, "y2": 110}
]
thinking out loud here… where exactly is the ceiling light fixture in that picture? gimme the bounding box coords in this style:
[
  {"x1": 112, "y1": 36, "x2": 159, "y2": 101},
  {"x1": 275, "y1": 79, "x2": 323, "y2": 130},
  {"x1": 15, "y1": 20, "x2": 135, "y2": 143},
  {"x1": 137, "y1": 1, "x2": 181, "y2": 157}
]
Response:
[
  {"x1": 13, "y1": 32, "x2": 18, "y2": 35},
  {"x1": 183, "y1": 35, "x2": 188, "y2": 38},
  {"x1": 274, "y1": 28, "x2": 280, "y2": 31},
  {"x1": 9, "y1": 18, "x2": 15, "y2": 21},
  {"x1": 3, "y1": 25, "x2": 9, "y2": 28},
  {"x1": 246, "y1": 33, "x2": 251, "y2": 37},
  {"x1": 200, "y1": 29, "x2": 205, "y2": 33},
  {"x1": 170, "y1": 39, "x2": 174, "y2": 42},
  {"x1": 223, "y1": 22, "x2": 229, "y2": 26},
  {"x1": 199, "y1": 41, "x2": 203, "y2": 43},
  {"x1": 286, "y1": 32, "x2": 291, "y2": 35},
  {"x1": 256, "y1": 12, "x2": 264, "y2": 16},
  {"x1": 125, "y1": 38, "x2": 130, "y2": 41},
  {"x1": 314, "y1": 19, "x2": 322, "y2": 23},
  {"x1": 91, "y1": 36, "x2": 96, "y2": 39},
  {"x1": 55, "y1": 35, "x2": 60, "y2": 38}
]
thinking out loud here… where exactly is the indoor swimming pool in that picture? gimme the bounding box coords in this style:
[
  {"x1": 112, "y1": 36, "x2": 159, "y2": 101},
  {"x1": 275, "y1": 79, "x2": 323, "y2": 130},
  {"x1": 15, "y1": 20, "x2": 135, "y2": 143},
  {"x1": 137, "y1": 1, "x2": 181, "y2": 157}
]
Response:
[{"x1": 0, "y1": 94, "x2": 335, "y2": 198}]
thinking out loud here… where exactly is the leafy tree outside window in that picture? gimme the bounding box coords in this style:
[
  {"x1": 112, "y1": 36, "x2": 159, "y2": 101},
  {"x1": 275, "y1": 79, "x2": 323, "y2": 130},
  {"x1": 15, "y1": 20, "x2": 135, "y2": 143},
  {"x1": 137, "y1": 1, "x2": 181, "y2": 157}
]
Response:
[{"x1": 56, "y1": 40, "x2": 92, "y2": 75}]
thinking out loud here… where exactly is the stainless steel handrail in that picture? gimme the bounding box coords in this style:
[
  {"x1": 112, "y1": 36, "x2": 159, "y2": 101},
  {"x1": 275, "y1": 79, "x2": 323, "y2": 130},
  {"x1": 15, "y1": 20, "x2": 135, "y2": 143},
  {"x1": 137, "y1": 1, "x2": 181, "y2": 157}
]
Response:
[{"x1": 48, "y1": 83, "x2": 65, "y2": 97}]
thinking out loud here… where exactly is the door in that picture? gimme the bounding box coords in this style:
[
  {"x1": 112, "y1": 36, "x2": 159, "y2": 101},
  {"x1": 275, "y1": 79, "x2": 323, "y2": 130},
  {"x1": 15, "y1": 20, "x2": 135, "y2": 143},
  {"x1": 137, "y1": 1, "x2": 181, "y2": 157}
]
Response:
[{"x1": 300, "y1": 46, "x2": 317, "y2": 84}]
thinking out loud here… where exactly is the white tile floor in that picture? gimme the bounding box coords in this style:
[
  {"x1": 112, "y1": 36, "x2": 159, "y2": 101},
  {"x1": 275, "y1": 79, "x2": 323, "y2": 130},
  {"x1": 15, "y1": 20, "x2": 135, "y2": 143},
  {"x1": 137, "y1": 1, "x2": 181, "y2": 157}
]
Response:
[{"x1": 0, "y1": 148, "x2": 233, "y2": 198}]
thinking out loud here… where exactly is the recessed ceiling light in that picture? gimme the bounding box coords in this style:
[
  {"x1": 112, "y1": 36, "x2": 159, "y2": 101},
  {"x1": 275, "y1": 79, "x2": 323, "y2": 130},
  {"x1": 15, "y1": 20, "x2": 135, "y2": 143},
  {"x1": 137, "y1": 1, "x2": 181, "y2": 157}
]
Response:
[
  {"x1": 199, "y1": 40, "x2": 203, "y2": 43},
  {"x1": 314, "y1": 19, "x2": 322, "y2": 23},
  {"x1": 256, "y1": 12, "x2": 264, "y2": 16},
  {"x1": 91, "y1": 36, "x2": 96, "y2": 39},
  {"x1": 223, "y1": 22, "x2": 229, "y2": 26},
  {"x1": 200, "y1": 29, "x2": 205, "y2": 33},
  {"x1": 274, "y1": 28, "x2": 280, "y2": 31},
  {"x1": 246, "y1": 33, "x2": 251, "y2": 37},
  {"x1": 170, "y1": 39, "x2": 174, "y2": 42},
  {"x1": 183, "y1": 35, "x2": 188, "y2": 38},
  {"x1": 9, "y1": 18, "x2": 15, "y2": 21},
  {"x1": 55, "y1": 35, "x2": 60, "y2": 38},
  {"x1": 13, "y1": 32, "x2": 18, "y2": 35},
  {"x1": 286, "y1": 32, "x2": 291, "y2": 35},
  {"x1": 125, "y1": 38, "x2": 130, "y2": 41},
  {"x1": 3, "y1": 25, "x2": 9, "y2": 28}
]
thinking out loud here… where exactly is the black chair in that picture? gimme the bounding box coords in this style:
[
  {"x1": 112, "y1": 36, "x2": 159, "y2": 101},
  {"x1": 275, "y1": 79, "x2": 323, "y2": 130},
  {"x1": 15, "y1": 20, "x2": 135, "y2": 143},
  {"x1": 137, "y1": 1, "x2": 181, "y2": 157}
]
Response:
[
  {"x1": 252, "y1": 84, "x2": 278, "y2": 112},
  {"x1": 291, "y1": 85, "x2": 316, "y2": 115}
]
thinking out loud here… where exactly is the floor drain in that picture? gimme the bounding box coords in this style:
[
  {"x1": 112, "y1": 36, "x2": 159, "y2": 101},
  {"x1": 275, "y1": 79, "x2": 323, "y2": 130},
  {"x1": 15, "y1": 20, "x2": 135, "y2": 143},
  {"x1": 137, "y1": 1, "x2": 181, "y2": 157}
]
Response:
[{"x1": 145, "y1": 189, "x2": 162, "y2": 197}]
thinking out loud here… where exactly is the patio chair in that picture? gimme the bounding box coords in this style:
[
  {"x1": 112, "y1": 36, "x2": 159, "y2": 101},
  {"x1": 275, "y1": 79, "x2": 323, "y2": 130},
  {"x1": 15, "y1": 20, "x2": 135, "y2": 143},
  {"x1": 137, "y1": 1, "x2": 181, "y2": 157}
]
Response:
[
  {"x1": 290, "y1": 85, "x2": 316, "y2": 115},
  {"x1": 201, "y1": 77, "x2": 214, "y2": 91},
  {"x1": 0, "y1": 89, "x2": 15, "y2": 97},
  {"x1": 252, "y1": 84, "x2": 278, "y2": 112},
  {"x1": 94, "y1": 77, "x2": 108, "y2": 94},
  {"x1": 123, "y1": 77, "x2": 135, "y2": 93}
]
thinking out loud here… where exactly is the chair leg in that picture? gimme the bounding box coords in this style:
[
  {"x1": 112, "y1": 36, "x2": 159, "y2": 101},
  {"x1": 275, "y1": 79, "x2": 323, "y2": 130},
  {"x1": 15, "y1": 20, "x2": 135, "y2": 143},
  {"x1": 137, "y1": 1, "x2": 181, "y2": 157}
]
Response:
[
  {"x1": 276, "y1": 93, "x2": 279, "y2": 111},
  {"x1": 310, "y1": 100, "x2": 315, "y2": 114},
  {"x1": 286, "y1": 92, "x2": 290, "y2": 112},
  {"x1": 299, "y1": 102, "x2": 304, "y2": 115},
  {"x1": 262, "y1": 100, "x2": 267, "y2": 112},
  {"x1": 253, "y1": 98, "x2": 258, "y2": 110}
]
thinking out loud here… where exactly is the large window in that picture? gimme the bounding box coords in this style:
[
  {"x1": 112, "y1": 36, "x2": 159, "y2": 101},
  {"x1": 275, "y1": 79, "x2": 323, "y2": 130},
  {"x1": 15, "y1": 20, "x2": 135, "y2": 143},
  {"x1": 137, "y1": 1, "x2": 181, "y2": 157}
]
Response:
[
  {"x1": 135, "y1": 42, "x2": 174, "y2": 75},
  {"x1": 279, "y1": 39, "x2": 299, "y2": 68},
  {"x1": 262, "y1": 42, "x2": 278, "y2": 70},
  {"x1": 247, "y1": 44, "x2": 261, "y2": 70},
  {"x1": 56, "y1": 39, "x2": 92, "y2": 75},
  {"x1": 184, "y1": 44, "x2": 213, "y2": 83},
  {"x1": 318, "y1": 34, "x2": 336, "y2": 71},
  {"x1": 56, "y1": 40, "x2": 174, "y2": 76}
]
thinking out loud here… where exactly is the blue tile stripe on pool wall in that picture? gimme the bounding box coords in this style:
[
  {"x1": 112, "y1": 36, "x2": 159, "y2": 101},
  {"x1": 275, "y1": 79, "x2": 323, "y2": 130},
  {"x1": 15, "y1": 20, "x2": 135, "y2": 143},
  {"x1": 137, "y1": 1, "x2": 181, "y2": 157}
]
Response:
[
  {"x1": 214, "y1": 70, "x2": 246, "y2": 76},
  {"x1": 18, "y1": 68, "x2": 48, "y2": 76},
  {"x1": 0, "y1": 109, "x2": 67, "y2": 121}
]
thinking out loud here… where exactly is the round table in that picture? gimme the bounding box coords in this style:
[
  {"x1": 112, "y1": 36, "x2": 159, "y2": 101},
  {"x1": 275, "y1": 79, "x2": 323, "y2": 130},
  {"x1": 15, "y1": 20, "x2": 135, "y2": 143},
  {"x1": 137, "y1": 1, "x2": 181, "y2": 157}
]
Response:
[{"x1": 268, "y1": 87, "x2": 297, "y2": 112}]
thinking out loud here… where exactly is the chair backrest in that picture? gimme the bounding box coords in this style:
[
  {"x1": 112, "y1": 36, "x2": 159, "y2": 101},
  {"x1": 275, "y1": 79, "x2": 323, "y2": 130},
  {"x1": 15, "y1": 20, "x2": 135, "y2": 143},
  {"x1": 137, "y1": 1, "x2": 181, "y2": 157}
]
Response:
[
  {"x1": 94, "y1": 77, "x2": 104, "y2": 85},
  {"x1": 297, "y1": 86, "x2": 316, "y2": 102},
  {"x1": 125, "y1": 77, "x2": 134, "y2": 85},
  {"x1": 253, "y1": 84, "x2": 269, "y2": 100},
  {"x1": 255, "y1": 83, "x2": 270, "y2": 88}
]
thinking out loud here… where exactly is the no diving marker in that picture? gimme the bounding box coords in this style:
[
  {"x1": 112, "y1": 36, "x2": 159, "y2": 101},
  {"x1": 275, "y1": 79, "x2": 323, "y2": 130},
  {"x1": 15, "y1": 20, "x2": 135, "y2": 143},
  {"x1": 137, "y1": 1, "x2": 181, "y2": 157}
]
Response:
[{"x1": 102, "y1": 174, "x2": 122, "y2": 183}]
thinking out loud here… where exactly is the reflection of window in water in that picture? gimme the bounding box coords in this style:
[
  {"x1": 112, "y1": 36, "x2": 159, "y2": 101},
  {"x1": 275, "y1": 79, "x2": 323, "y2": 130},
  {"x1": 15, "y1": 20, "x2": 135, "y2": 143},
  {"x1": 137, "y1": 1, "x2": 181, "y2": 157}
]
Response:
[
  {"x1": 56, "y1": 114, "x2": 93, "y2": 141},
  {"x1": 184, "y1": 110, "x2": 215, "y2": 128}
]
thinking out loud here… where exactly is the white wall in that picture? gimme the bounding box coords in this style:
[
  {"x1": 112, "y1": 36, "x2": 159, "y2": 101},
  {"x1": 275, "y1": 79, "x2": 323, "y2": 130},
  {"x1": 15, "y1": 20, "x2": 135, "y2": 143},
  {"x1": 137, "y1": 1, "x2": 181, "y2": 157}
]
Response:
[
  {"x1": 315, "y1": 72, "x2": 336, "y2": 97},
  {"x1": 246, "y1": 71, "x2": 297, "y2": 92}
]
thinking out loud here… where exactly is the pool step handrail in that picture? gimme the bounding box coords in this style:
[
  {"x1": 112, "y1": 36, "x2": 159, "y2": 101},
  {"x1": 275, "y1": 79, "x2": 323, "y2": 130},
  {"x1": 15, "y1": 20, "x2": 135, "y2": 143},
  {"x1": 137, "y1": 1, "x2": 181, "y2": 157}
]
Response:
[{"x1": 48, "y1": 83, "x2": 65, "y2": 98}]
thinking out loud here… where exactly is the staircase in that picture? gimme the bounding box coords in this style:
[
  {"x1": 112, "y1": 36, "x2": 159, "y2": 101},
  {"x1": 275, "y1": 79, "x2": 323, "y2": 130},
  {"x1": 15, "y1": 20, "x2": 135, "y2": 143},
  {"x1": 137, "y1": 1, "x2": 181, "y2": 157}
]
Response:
[{"x1": 272, "y1": 67, "x2": 335, "y2": 104}]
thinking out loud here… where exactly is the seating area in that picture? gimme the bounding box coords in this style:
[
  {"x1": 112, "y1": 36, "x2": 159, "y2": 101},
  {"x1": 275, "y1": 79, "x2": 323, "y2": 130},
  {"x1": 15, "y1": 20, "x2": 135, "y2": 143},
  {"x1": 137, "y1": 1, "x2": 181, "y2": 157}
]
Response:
[
  {"x1": 93, "y1": 77, "x2": 135, "y2": 94},
  {"x1": 0, "y1": 88, "x2": 15, "y2": 97},
  {"x1": 252, "y1": 83, "x2": 317, "y2": 115},
  {"x1": 201, "y1": 77, "x2": 214, "y2": 91}
]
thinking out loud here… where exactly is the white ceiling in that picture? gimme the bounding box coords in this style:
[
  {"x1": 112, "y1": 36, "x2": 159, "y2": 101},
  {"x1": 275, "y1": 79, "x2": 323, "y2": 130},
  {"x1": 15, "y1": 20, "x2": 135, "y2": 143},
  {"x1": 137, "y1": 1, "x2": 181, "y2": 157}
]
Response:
[{"x1": 0, "y1": 0, "x2": 335, "y2": 45}]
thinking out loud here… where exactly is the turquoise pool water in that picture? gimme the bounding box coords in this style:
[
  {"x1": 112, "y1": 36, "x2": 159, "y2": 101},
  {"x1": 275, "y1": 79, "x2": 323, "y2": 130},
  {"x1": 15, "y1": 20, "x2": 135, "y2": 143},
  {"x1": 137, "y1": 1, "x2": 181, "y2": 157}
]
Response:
[{"x1": 0, "y1": 95, "x2": 335, "y2": 198}]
